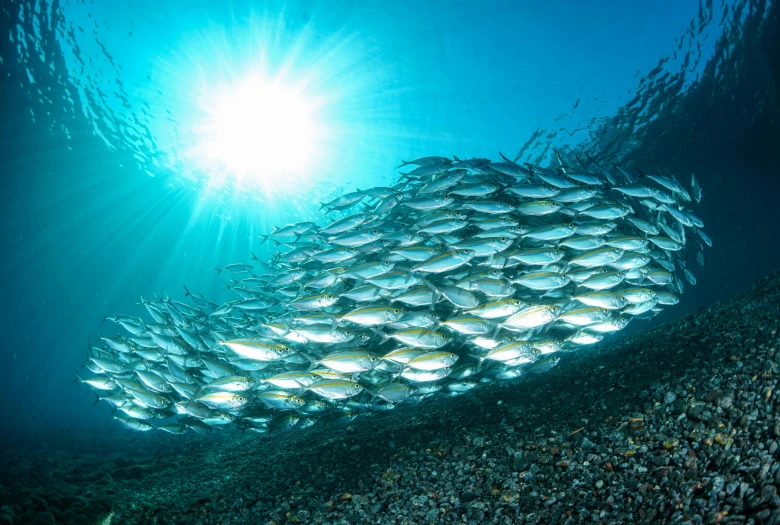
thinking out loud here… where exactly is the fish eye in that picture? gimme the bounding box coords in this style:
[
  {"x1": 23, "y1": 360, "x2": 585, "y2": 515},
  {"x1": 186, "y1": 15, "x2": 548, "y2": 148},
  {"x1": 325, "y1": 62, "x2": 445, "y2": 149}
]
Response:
[
  {"x1": 501, "y1": 238, "x2": 508, "y2": 243},
  {"x1": 568, "y1": 223, "x2": 575, "y2": 228},
  {"x1": 394, "y1": 308, "x2": 402, "y2": 314}
]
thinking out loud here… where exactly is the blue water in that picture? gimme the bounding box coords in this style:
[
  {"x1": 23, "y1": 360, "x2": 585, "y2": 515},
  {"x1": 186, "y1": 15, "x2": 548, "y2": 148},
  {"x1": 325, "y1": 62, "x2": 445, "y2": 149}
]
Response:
[{"x1": 0, "y1": 0, "x2": 777, "y2": 442}]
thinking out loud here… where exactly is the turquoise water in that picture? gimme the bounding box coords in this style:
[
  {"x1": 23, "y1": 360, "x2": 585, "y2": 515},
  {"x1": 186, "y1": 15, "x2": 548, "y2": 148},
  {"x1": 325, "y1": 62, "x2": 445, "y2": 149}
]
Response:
[{"x1": 0, "y1": 0, "x2": 777, "y2": 440}]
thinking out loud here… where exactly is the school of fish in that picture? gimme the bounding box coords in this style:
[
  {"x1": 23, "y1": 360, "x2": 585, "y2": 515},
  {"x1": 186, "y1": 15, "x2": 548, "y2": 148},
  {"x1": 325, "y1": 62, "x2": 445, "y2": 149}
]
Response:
[{"x1": 78, "y1": 151, "x2": 711, "y2": 434}]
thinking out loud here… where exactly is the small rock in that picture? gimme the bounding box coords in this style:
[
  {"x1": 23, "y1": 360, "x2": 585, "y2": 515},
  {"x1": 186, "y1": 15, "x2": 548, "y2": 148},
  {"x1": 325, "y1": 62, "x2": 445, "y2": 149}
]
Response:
[
  {"x1": 716, "y1": 393, "x2": 734, "y2": 409},
  {"x1": 513, "y1": 456, "x2": 528, "y2": 471},
  {"x1": 687, "y1": 406, "x2": 704, "y2": 421},
  {"x1": 704, "y1": 390, "x2": 722, "y2": 403},
  {"x1": 461, "y1": 490, "x2": 477, "y2": 503},
  {"x1": 651, "y1": 455, "x2": 669, "y2": 467}
]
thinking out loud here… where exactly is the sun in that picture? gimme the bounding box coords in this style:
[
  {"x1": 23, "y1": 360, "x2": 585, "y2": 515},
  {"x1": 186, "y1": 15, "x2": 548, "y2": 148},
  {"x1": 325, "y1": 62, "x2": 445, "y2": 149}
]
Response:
[{"x1": 197, "y1": 74, "x2": 319, "y2": 189}]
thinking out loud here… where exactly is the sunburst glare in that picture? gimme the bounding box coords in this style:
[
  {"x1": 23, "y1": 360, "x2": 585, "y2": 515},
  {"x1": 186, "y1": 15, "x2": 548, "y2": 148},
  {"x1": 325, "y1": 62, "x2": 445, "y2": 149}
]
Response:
[{"x1": 196, "y1": 74, "x2": 320, "y2": 191}]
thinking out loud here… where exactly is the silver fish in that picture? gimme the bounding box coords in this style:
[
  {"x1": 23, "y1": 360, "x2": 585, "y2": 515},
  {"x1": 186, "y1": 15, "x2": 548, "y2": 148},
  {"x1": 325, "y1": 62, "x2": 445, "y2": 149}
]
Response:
[{"x1": 82, "y1": 150, "x2": 711, "y2": 433}]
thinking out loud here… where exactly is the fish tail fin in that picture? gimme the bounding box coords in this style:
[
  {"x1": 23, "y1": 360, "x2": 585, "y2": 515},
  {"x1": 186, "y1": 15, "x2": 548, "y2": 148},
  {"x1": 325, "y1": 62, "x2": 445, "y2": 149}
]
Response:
[
  {"x1": 299, "y1": 352, "x2": 316, "y2": 364},
  {"x1": 421, "y1": 278, "x2": 441, "y2": 310},
  {"x1": 191, "y1": 384, "x2": 206, "y2": 402},
  {"x1": 390, "y1": 367, "x2": 406, "y2": 383},
  {"x1": 421, "y1": 278, "x2": 439, "y2": 294},
  {"x1": 299, "y1": 353, "x2": 319, "y2": 372},
  {"x1": 473, "y1": 356, "x2": 487, "y2": 374},
  {"x1": 370, "y1": 327, "x2": 389, "y2": 342},
  {"x1": 498, "y1": 151, "x2": 514, "y2": 165},
  {"x1": 183, "y1": 284, "x2": 191, "y2": 297},
  {"x1": 429, "y1": 292, "x2": 441, "y2": 312},
  {"x1": 74, "y1": 371, "x2": 82, "y2": 384}
]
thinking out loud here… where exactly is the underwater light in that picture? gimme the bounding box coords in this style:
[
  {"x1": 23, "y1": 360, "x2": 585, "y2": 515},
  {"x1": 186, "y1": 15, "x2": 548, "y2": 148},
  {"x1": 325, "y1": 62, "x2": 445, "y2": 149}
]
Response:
[{"x1": 200, "y1": 75, "x2": 317, "y2": 185}]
